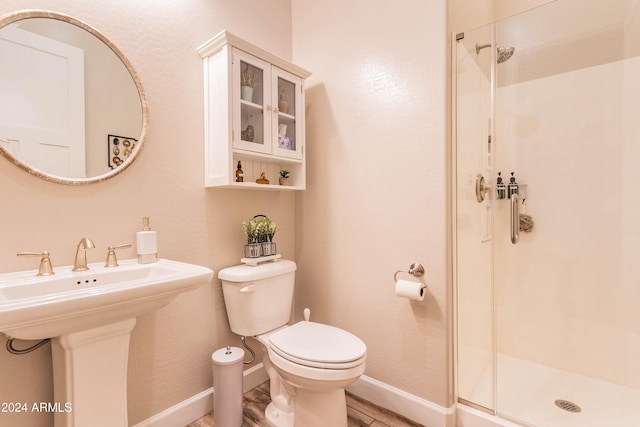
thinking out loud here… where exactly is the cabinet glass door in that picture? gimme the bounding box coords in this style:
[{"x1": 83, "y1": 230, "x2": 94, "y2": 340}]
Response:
[
  {"x1": 232, "y1": 49, "x2": 271, "y2": 154},
  {"x1": 271, "y1": 67, "x2": 303, "y2": 160}
]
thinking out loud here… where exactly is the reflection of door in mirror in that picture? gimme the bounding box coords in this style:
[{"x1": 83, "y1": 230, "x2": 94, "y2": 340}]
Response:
[{"x1": 0, "y1": 26, "x2": 86, "y2": 177}]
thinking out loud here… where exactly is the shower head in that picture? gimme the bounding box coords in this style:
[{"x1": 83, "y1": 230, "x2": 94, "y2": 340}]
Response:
[
  {"x1": 497, "y1": 46, "x2": 515, "y2": 63},
  {"x1": 475, "y1": 43, "x2": 516, "y2": 63}
]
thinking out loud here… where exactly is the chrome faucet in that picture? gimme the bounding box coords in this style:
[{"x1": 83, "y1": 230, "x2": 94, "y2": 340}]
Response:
[{"x1": 72, "y1": 237, "x2": 95, "y2": 271}]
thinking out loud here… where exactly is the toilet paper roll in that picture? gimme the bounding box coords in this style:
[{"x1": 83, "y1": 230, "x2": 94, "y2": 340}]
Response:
[{"x1": 395, "y1": 279, "x2": 426, "y2": 301}]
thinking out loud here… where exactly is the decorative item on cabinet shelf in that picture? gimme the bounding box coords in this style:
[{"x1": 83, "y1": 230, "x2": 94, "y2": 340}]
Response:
[
  {"x1": 241, "y1": 64, "x2": 256, "y2": 102},
  {"x1": 241, "y1": 125, "x2": 255, "y2": 142},
  {"x1": 256, "y1": 172, "x2": 269, "y2": 185},
  {"x1": 278, "y1": 90, "x2": 289, "y2": 114},
  {"x1": 279, "y1": 170, "x2": 290, "y2": 186},
  {"x1": 278, "y1": 124, "x2": 292, "y2": 150},
  {"x1": 242, "y1": 215, "x2": 278, "y2": 259},
  {"x1": 235, "y1": 161, "x2": 244, "y2": 182}
]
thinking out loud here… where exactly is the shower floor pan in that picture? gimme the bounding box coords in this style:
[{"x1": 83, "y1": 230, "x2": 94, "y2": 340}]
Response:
[{"x1": 467, "y1": 354, "x2": 640, "y2": 426}]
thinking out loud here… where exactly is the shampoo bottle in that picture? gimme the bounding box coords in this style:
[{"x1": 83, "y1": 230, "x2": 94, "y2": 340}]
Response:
[{"x1": 136, "y1": 216, "x2": 158, "y2": 264}]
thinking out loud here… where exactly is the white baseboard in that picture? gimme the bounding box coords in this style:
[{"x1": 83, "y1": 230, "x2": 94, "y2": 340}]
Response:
[
  {"x1": 133, "y1": 365, "x2": 455, "y2": 427},
  {"x1": 346, "y1": 375, "x2": 456, "y2": 427},
  {"x1": 132, "y1": 363, "x2": 269, "y2": 427}
]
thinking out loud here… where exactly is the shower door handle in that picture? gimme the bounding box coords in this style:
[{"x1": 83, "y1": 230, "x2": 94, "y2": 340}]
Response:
[{"x1": 510, "y1": 193, "x2": 519, "y2": 244}]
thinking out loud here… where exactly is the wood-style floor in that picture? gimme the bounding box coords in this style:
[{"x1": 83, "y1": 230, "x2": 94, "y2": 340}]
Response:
[{"x1": 186, "y1": 381, "x2": 425, "y2": 427}]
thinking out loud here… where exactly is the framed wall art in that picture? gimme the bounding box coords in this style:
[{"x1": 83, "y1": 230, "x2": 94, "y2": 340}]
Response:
[{"x1": 108, "y1": 134, "x2": 138, "y2": 169}]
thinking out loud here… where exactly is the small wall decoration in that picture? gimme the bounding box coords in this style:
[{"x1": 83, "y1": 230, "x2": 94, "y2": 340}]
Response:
[{"x1": 108, "y1": 134, "x2": 138, "y2": 169}]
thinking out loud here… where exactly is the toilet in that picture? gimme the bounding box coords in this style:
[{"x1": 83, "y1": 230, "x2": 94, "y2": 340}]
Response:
[{"x1": 218, "y1": 259, "x2": 366, "y2": 427}]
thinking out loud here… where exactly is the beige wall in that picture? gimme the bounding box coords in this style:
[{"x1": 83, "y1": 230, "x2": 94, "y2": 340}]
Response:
[
  {"x1": 0, "y1": 1, "x2": 294, "y2": 426},
  {"x1": 450, "y1": 0, "x2": 555, "y2": 34},
  {"x1": 292, "y1": 0, "x2": 452, "y2": 407}
]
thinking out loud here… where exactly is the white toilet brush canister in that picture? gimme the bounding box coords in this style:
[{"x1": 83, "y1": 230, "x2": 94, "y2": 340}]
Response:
[{"x1": 212, "y1": 346, "x2": 245, "y2": 426}]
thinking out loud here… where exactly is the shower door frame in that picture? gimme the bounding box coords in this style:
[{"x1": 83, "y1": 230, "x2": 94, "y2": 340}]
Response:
[{"x1": 452, "y1": 20, "x2": 498, "y2": 415}]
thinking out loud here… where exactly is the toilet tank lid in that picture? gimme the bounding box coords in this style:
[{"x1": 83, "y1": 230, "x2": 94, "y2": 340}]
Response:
[{"x1": 218, "y1": 259, "x2": 296, "y2": 282}]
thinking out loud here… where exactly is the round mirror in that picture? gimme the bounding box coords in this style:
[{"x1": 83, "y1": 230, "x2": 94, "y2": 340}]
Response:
[{"x1": 0, "y1": 10, "x2": 148, "y2": 185}]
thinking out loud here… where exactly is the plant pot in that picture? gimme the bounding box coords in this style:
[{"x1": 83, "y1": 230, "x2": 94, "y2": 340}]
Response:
[
  {"x1": 244, "y1": 243, "x2": 262, "y2": 258},
  {"x1": 241, "y1": 86, "x2": 254, "y2": 102},
  {"x1": 261, "y1": 242, "x2": 277, "y2": 256},
  {"x1": 279, "y1": 177, "x2": 290, "y2": 186}
]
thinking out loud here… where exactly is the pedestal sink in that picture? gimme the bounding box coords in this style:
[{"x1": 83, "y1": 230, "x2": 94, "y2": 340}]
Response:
[{"x1": 0, "y1": 258, "x2": 213, "y2": 427}]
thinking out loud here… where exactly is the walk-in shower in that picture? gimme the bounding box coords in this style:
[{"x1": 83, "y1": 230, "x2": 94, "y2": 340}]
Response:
[{"x1": 455, "y1": 0, "x2": 640, "y2": 426}]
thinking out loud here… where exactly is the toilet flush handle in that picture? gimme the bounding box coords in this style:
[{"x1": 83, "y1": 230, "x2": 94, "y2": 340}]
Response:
[{"x1": 240, "y1": 284, "x2": 256, "y2": 293}]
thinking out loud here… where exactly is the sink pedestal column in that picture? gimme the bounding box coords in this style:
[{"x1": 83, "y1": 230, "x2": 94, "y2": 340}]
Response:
[{"x1": 51, "y1": 318, "x2": 137, "y2": 427}]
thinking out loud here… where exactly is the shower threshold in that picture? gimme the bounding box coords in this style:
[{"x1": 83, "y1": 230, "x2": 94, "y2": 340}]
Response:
[{"x1": 466, "y1": 354, "x2": 640, "y2": 426}]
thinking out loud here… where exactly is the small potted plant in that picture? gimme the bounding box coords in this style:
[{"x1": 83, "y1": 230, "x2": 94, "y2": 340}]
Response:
[
  {"x1": 240, "y1": 64, "x2": 256, "y2": 102},
  {"x1": 242, "y1": 215, "x2": 278, "y2": 257},
  {"x1": 242, "y1": 218, "x2": 261, "y2": 257},
  {"x1": 257, "y1": 216, "x2": 277, "y2": 256},
  {"x1": 279, "y1": 170, "x2": 290, "y2": 186}
]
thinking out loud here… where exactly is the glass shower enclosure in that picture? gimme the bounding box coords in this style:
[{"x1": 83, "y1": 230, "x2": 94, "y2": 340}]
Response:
[{"x1": 455, "y1": 0, "x2": 640, "y2": 425}]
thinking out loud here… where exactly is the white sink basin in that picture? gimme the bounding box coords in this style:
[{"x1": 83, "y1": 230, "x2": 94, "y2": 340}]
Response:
[
  {"x1": 0, "y1": 257, "x2": 213, "y2": 427},
  {"x1": 0, "y1": 258, "x2": 213, "y2": 339}
]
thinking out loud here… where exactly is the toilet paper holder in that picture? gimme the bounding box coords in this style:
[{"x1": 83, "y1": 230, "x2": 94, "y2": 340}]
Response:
[{"x1": 393, "y1": 263, "x2": 425, "y2": 281}]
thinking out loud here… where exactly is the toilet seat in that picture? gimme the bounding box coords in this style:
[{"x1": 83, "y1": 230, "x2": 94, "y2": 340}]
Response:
[{"x1": 267, "y1": 321, "x2": 367, "y2": 369}]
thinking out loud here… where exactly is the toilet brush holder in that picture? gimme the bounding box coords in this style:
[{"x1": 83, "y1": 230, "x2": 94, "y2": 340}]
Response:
[{"x1": 212, "y1": 346, "x2": 245, "y2": 426}]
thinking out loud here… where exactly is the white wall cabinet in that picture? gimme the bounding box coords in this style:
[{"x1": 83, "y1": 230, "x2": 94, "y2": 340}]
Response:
[{"x1": 198, "y1": 31, "x2": 311, "y2": 190}]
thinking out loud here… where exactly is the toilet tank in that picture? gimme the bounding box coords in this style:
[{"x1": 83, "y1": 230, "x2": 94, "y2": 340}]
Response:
[{"x1": 218, "y1": 260, "x2": 296, "y2": 336}]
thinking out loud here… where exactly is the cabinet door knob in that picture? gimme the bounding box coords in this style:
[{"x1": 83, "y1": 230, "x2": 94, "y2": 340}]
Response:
[
  {"x1": 274, "y1": 107, "x2": 279, "y2": 114},
  {"x1": 266, "y1": 105, "x2": 271, "y2": 111}
]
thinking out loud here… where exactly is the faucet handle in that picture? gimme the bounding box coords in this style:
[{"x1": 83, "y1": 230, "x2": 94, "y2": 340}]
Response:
[
  {"x1": 17, "y1": 251, "x2": 55, "y2": 276},
  {"x1": 105, "y1": 244, "x2": 132, "y2": 267}
]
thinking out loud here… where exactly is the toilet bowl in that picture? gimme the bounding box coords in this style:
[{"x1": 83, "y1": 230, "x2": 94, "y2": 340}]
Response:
[
  {"x1": 218, "y1": 260, "x2": 367, "y2": 427},
  {"x1": 256, "y1": 321, "x2": 366, "y2": 427}
]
